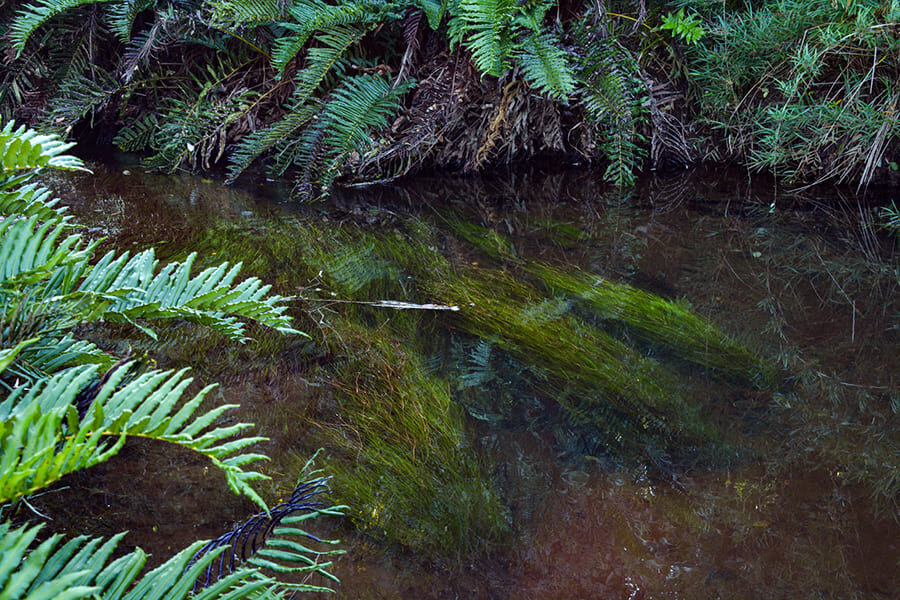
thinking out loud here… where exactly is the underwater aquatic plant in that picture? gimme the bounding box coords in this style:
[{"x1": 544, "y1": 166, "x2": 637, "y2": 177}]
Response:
[{"x1": 529, "y1": 262, "x2": 779, "y2": 388}]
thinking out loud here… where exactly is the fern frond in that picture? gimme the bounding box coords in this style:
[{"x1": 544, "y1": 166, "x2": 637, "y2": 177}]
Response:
[
  {"x1": 226, "y1": 103, "x2": 319, "y2": 183},
  {"x1": 417, "y1": 0, "x2": 446, "y2": 30},
  {"x1": 71, "y1": 249, "x2": 299, "y2": 339},
  {"x1": 144, "y1": 84, "x2": 256, "y2": 172},
  {"x1": 121, "y1": 15, "x2": 172, "y2": 83},
  {"x1": 112, "y1": 114, "x2": 158, "y2": 153},
  {"x1": 449, "y1": 0, "x2": 516, "y2": 77},
  {"x1": 209, "y1": 0, "x2": 287, "y2": 25},
  {"x1": 293, "y1": 26, "x2": 365, "y2": 102},
  {"x1": 104, "y1": 0, "x2": 155, "y2": 42},
  {"x1": 0, "y1": 523, "x2": 124, "y2": 600},
  {"x1": 322, "y1": 75, "x2": 412, "y2": 156},
  {"x1": 297, "y1": 74, "x2": 413, "y2": 194},
  {"x1": 0, "y1": 339, "x2": 37, "y2": 374},
  {"x1": 8, "y1": 0, "x2": 114, "y2": 59},
  {"x1": 0, "y1": 362, "x2": 270, "y2": 507},
  {"x1": 0, "y1": 183, "x2": 66, "y2": 221},
  {"x1": 576, "y1": 38, "x2": 648, "y2": 186},
  {"x1": 0, "y1": 366, "x2": 124, "y2": 504},
  {"x1": 10, "y1": 335, "x2": 116, "y2": 385},
  {"x1": 0, "y1": 210, "x2": 300, "y2": 379},
  {"x1": 0, "y1": 522, "x2": 328, "y2": 600},
  {"x1": 227, "y1": 26, "x2": 363, "y2": 182},
  {"x1": 44, "y1": 68, "x2": 120, "y2": 133},
  {"x1": 0, "y1": 215, "x2": 92, "y2": 286},
  {"x1": 0, "y1": 121, "x2": 90, "y2": 189},
  {"x1": 516, "y1": 32, "x2": 576, "y2": 99},
  {"x1": 271, "y1": 0, "x2": 382, "y2": 74},
  {"x1": 188, "y1": 477, "x2": 343, "y2": 592}
]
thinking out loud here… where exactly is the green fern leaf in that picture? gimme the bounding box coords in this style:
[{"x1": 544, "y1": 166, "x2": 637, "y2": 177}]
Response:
[
  {"x1": 0, "y1": 521, "x2": 334, "y2": 600},
  {"x1": 450, "y1": 0, "x2": 516, "y2": 77},
  {"x1": 228, "y1": 27, "x2": 363, "y2": 182},
  {"x1": 0, "y1": 362, "x2": 270, "y2": 508},
  {"x1": 44, "y1": 68, "x2": 120, "y2": 133},
  {"x1": 516, "y1": 32, "x2": 575, "y2": 99},
  {"x1": 271, "y1": 0, "x2": 382, "y2": 75},
  {"x1": 104, "y1": 0, "x2": 155, "y2": 42},
  {"x1": 0, "y1": 121, "x2": 89, "y2": 189},
  {"x1": 113, "y1": 114, "x2": 158, "y2": 153},
  {"x1": 297, "y1": 74, "x2": 413, "y2": 194},
  {"x1": 417, "y1": 0, "x2": 446, "y2": 30},
  {"x1": 208, "y1": 0, "x2": 286, "y2": 25},
  {"x1": 0, "y1": 183, "x2": 66, "y2": 221}
]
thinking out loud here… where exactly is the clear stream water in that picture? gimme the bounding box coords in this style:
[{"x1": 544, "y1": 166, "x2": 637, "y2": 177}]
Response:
[{"x1": 29, "y1": 161, "x2": 900, "y2": 599}]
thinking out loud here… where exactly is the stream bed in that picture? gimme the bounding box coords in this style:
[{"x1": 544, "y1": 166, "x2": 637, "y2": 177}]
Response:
[{"x1": 32, "y1": 162, "x2": 900, "y2": 599}]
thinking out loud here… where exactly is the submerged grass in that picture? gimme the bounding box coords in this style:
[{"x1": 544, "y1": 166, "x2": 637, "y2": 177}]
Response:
[
  {"x1": 431, "y1": 266, "x2": 725, "y2": 464},
  {"x1": 316, "y1": 322, "x2": 510, "y2": 557},
  {"x1": 172, "y1": 206, "x2": 783, "y2": 552},
  {"x1": 529, "y1": 262, "x2": 780, "y2": 389}
]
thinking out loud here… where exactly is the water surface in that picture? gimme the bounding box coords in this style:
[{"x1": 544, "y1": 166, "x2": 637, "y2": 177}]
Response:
[{"x1": 33, "y1": 163, "x2": 900, "y2": 599}]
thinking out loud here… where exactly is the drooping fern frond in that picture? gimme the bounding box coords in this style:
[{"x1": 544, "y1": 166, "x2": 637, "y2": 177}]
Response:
[
  {"x1": 121, "y1": 13, "x2": 175, "y2": 83},
  {"x1": 8, "y1": 0, "x2": 114, "y2": 58},
  {"x1": 104, "y1": 0, "x2": 154, "y2": 42},
  {"x1": 226, "y1": 103, "x2": 320, "y2": 182},
  {"x1": 295, "y1": 74, "x2": 414, "y2": 195},
  {"x1": 74, "y1": 249, "x2": 299, "y2": 338},
  {"x1": 575, "y1": 35, "x2": 648, "y2": 186},
  {"x1": 271, "y1": 0, "x2": 384, "y2": 75},
  {"x1": 0, "y1": 207, "x2": 301, "y2": 382},
  {"x1": 227, "y1": 26, "x2": 364, "y2": 182},
  {"x1": 449, "y1": 0, "x2": 517, "y2": 77},
  {"x1": 44, "y1": 68, "x2": 120, "y2": 133},
  {"x1": 112, "y1": 114, "x2": 159, "y2": 153},
  {"x1": 143, "y1": 78, "x2": 257, "y2": 172},
  {"x1": 0, "y1": 362, "x2": 270, "y2": 507},
  {"x1": 516, "y1": 32, "x2": 575, "y2": 99},
  {"x1": 0, "y1": 121, "x2": 89, "y2": 189}
]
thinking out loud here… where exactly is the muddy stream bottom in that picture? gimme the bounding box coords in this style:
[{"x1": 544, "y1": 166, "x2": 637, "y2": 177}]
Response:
[{"x1": 22, "y1": 163, "x2": 900, "y2": 599}]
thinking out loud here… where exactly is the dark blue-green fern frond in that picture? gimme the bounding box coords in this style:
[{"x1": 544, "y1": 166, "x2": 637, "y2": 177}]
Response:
[{"x1": 516, "y1": 32, "x2": 575, "y2": 99}]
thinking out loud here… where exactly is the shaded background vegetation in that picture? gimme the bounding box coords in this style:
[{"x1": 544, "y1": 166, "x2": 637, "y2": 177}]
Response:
[{"x1": 4, "y1": 0, "x2": 898, "y2": 196}]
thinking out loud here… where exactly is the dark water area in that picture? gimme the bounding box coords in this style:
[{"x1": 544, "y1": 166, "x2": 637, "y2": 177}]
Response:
[{"x1": 29, "y1": 162, "x2": 900, "y2": 599}]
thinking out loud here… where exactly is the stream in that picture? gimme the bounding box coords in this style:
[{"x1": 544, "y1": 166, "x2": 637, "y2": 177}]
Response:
[{"x1": 32, "y1": 161, "x2": 900, "y2": 599}]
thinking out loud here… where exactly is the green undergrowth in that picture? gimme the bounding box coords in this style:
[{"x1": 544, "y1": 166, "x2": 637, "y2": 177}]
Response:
[{"x1": 681, "y1": 0, "x2": 900, "y2": 186}]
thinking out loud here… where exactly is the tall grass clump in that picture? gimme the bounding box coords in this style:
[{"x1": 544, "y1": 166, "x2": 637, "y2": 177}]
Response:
[{"x1": 683, "y1": 0, "x2": 900, "y2": 187}]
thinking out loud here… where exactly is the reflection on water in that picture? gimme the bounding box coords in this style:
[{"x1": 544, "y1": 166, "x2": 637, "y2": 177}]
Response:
[{"x1": 32, "y1": 163, "x2": 900, "y2": 599}]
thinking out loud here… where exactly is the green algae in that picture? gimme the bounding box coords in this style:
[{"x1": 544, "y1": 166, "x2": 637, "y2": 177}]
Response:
[
  {"x1": 182, "y1": 218, "x2": 510, "y2": 555},
  {"x1": 439, "y1": 217, "x2": 778, "y2": 388}
]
